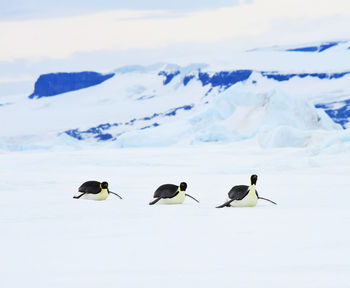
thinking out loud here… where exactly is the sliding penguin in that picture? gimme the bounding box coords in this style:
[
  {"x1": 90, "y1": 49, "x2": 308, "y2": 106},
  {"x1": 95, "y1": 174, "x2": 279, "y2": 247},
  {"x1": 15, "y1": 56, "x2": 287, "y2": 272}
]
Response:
[
  {"x1": 73, "y1": 181, "x2": 122, "y2": 201},
  {"x1": 216, "y1": 174, "x2": 276, "y2": 208},
  {"x1": 149, "y1": 182, "x2": 199, "y2": 205}
]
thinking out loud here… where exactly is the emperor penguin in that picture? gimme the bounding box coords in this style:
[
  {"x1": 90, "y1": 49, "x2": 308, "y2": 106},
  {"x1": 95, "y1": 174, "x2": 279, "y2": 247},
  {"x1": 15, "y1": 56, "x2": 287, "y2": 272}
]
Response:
[
  {"x1": 73, "y1": 181, "x2": 122, "y2": 201},
  {"x1": 216, "y1": 175, "x2": 276, "y2": 208},
  {"x1": 149, "y1": 182, "x2": 199, "y2": 205}
]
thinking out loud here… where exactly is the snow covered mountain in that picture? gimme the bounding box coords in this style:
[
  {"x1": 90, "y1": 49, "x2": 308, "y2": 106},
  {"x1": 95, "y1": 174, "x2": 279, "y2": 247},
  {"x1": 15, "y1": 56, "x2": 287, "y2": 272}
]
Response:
[{"x1": 1, "y1": 40, "x2": 350, "y2": 151}]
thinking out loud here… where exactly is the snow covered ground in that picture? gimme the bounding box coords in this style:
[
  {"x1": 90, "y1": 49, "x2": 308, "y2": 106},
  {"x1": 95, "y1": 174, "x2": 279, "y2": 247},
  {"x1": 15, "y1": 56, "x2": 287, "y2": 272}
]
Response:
[
  {"x1": 1, "y1": 143, "x2": 349, "y2": 288},
  {"x1": 1, "y1": 39, "x2": 350, "y2": 287}
]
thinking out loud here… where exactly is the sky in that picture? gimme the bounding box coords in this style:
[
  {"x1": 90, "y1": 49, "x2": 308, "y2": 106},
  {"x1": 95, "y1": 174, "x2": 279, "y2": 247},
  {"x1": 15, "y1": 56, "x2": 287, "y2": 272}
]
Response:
[
  {"x1": 0, "y1": 0, "x2": 350, "y2": 73},
  {"x1": 0, "y1": 0, "x2": 243, "y2": 20}
]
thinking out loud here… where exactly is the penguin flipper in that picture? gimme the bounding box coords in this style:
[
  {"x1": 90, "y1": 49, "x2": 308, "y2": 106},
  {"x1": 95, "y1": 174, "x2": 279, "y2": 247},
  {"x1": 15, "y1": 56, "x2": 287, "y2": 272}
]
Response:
[
  {"x1": 258, "y1": 197, "x2": 277, "y2": 205},
  {"x1": 149, "y1": 198, "x2": 161, "y2": 205},
  {"x1": 216, "y1": 199, "x2": 234, "y2": 208},
  {"x1": 73, "y1": 192, "x2": 86, "y2": 199},
  {"x1": 185, "y1": 193, "x2": 200, "y2": 203},
  {"x1": 109, "y1": 191, "x2": 123, "y2": 199}
]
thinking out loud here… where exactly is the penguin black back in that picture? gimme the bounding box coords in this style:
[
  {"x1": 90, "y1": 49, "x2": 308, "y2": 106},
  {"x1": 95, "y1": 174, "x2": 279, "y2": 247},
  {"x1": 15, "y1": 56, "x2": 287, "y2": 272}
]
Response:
[
  {"x1": 79, "y1": 181, "x2": 106, "y2": 194},
  {"x1": 153, "y1": 184, "x2": 179, "y2": 198},
  {"x1": 228, "y1": 185, "x2": 257, "y2": 200}
]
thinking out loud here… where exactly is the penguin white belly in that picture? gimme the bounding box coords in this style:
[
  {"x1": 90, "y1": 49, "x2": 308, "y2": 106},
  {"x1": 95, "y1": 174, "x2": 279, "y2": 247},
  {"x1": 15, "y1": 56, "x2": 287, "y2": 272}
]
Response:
[
  {"x1": 76, "y1": 189, "x2": 109, "y2": 201},
  {"x1": 230, "y1": 186, "x2": 258, "y2": 207},
  {"x1": 157, "y1": 191, "x2": 186, "y2": 204}
]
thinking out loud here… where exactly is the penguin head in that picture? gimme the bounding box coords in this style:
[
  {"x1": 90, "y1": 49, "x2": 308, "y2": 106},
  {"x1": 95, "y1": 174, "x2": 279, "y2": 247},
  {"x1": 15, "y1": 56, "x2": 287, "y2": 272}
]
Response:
[
  {"x1": 179, "y1": 182, "x2": 187, "y2": 191},
  {"x1": 250, "y1": 174, "x2": 258, "y2": 185},
  {"x1": 101, "y1": 181, "x2": 109, "y2": 189}
]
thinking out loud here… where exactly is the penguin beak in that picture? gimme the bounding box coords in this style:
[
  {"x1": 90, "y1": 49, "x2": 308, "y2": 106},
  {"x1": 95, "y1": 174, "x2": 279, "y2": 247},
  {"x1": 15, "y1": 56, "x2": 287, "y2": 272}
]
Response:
[{"x1": 108, "y1": 189, "x2": 122, "y2": 199}]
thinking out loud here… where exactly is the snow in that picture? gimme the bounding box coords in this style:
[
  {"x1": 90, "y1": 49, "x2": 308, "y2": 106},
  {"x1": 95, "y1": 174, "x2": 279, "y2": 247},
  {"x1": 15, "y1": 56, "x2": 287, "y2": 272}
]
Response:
[
  {"x1": 1, "y1": 40, "x2": 350, "y2": 286},
  {"x1": 1, "y1": 43, "x2": 350, "y2": 148},
  {"x1": 0, "y1": 144, "x2": 349, "y2": 287},
  {"x1": 1, "y1": 78, "x2": 348, "y2": 151},
  {"x1": 114, "y1": 85, "x2": 341, "y2": 148}
]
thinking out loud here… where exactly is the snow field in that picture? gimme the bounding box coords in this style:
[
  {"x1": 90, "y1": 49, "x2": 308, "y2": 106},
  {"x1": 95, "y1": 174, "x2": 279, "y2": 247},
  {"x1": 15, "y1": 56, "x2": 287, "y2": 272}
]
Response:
[{"x1": 1, "y1": 144, "x2": 349, "y2": 287}]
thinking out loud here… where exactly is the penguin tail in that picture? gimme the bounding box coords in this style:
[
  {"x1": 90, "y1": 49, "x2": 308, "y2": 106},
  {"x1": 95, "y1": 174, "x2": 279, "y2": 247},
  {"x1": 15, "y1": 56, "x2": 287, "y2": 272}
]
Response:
[
  {"x1": 216, "y1": 199, "x2": 234, "y2": 208},
  {"x1": 73, "y1": 193, "x2": 85, "y2": 199},
  {"x1": 149, "y1": 198, "x2": 161, "y2": 205}
]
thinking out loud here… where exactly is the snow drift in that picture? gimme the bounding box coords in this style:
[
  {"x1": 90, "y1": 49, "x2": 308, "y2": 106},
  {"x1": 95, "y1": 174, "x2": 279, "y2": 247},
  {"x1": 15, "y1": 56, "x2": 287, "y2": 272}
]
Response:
[{"x1": 115, "y1": 85, "x2": 340, "y2": 148}]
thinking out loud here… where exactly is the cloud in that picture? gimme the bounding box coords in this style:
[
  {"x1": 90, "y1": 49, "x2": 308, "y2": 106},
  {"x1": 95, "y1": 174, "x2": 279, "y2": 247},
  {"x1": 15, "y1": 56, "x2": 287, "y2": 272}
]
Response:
[{"x1": 1, "y1": 0, "x2": 350, "y2": 61}]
